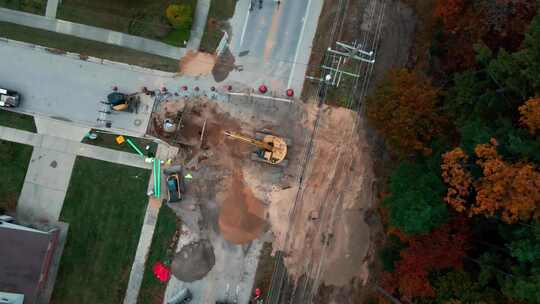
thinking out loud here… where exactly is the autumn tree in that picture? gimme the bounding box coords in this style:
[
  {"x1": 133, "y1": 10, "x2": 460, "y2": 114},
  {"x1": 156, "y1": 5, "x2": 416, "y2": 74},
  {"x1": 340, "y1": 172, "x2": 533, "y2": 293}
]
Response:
[
  {"x1": 478, "y1": 0, "x2": 537, "y2": 51},
  {"x1": 474, "y1": 140, "x2": 540, "y2": 223},
  {"x1": 519, "y1": 98, "x2": 540, "y2": 135},
  {"x1": 441, "y1": 147, "x2": 473, "y2": 213},
  {"x1": 384, "y1": 161, "x2": 448, "y2": 235},
  {"x1": 365, "y1": 69, "x2": 445, "y2": 156},
  {"x1": 383, "y1": 219, "x2": 470, "y2": 301}
]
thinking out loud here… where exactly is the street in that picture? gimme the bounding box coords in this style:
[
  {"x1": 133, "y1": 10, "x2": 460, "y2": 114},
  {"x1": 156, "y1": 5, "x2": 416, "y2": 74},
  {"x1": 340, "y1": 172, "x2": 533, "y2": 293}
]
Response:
[{"x1": 228, "y1": 0, "x2": 323, "y2": 93}]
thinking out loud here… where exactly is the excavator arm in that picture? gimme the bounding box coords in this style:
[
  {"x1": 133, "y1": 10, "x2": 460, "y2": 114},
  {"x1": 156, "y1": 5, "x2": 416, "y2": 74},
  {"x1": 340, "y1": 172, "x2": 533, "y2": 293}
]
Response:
[{"x1": 224, "y1": 131, "x2": 275, "y2": 151}]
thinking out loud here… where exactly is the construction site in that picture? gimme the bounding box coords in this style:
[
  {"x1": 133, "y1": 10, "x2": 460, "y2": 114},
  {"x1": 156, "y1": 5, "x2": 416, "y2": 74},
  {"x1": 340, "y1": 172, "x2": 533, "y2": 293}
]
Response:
[{"x1": 137, "y1": 81, "x2": 377, "y2": 303}]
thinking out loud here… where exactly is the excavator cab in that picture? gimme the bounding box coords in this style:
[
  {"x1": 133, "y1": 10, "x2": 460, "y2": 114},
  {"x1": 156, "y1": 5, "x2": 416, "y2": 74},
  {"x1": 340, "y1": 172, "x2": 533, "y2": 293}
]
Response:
[
  {"x1": 224, "y1": 131, "x2": 289, "y2": 166},
  {"x1": 106, "y1": 92, "x2": 140, "y2": 112}
]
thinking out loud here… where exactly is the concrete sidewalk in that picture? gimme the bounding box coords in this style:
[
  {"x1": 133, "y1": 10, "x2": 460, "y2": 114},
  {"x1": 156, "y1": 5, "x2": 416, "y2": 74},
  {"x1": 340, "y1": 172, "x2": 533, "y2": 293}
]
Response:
[
  {"x1": 0, "y1": 126, "x2": 152, "y2": 169},
  {"x1": 0, "y1": 7, "x2": 186, "y2": 60},
  {"x1": 45, "y1": 0, "x2": 59, "y2": 18},
  {"x1": 186, "y1": 0, "x2": 211, "y2": 51}
]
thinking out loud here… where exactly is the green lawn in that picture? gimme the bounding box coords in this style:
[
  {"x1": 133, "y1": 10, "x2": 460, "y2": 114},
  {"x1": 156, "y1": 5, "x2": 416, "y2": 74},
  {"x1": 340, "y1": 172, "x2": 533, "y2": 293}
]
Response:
[
  {"x1": 52, "y1": 157, "x2": 150, "y2": 304},
  {"x1": 57, "y1": 0, "x2": 197, "y2": 47},
  {"x1": 0, "y1": 110, "x2": 37, "y2": 133},
  {"x1": 0, "y1": 140, "x2": 33, "y2": 214},
  {"x1": 199, "y1": 0, "x2": 236, "y2": 53},
  {"x1": 81, "y1": 131, "x2": 157, "y2": 156},
  {"x1": 138, "y1": 205, "x2": 179, "y2": 304},
  {"x1": 0, "y1": 21, "x2": 179, "y2": 72},
  {"x1": 0, "y1": 0, "x2": 46, "y2": 15}
]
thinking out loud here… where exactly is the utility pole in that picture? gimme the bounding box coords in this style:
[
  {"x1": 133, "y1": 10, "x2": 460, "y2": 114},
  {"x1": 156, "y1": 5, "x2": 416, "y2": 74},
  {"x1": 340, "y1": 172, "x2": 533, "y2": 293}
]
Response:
[{"x1": 307, "y1": 40, "x2": 375, "y2": 89}]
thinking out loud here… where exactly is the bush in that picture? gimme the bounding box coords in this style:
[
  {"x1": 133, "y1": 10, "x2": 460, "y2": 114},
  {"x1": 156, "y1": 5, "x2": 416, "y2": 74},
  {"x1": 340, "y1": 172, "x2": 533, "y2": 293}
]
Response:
[{"x1": 165, "y1": 4, "x2": 193, "y2": 30}]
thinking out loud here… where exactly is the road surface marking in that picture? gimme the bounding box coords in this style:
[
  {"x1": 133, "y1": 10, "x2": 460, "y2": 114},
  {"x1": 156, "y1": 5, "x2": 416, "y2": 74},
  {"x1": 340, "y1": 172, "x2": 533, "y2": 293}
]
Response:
[
  {"x1": 239, "y1": 4, "x2": 252, "y2": 47},
  {"x1": 287, "y1": 0, "x2": 313, "y2": 89}
]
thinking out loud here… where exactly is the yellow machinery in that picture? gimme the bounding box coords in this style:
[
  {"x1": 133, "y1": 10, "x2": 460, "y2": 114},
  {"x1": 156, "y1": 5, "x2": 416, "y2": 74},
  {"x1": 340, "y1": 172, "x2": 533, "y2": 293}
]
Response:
[{"x1": 224, "y1": 131, "x2": 288, "y2": 165}]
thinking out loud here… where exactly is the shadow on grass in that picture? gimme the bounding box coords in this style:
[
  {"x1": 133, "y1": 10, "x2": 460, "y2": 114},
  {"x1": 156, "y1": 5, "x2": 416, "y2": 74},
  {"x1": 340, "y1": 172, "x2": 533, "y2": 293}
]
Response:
[{"x1": 0, "y1": 140, "x2": 33, "y2": 214}]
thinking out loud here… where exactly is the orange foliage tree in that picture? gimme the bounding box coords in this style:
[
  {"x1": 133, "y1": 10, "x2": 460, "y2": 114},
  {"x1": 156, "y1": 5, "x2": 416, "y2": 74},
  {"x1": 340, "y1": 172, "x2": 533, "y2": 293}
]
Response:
[
  {"x1": 474, "y1": 140, "x2": 540, "y2": 223},
  {"x1": 519, "y1": 98, "x2": 540, "y2": 135},
  {"x1": 365, "y1": 69, "x2": 445, "y2": 156},
  {"x1": 441, "y1": 147, "x2": 472, "y2": 213},
  {"x1": 381, "y1": 219, "x2": 470, "y2": 301}
]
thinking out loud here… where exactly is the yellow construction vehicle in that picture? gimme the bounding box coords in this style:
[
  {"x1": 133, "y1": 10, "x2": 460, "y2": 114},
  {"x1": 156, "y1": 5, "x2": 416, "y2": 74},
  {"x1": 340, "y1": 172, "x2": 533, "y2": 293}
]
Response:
[{"x1": 224, "y1": 131, "x2": 288, "y2": 166}]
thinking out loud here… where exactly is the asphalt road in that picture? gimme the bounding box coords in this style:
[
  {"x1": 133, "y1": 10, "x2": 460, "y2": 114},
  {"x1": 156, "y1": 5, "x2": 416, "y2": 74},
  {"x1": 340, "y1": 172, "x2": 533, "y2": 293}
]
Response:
[
  {"x1": 228, "y1": 0, "x2": 323, "y2": 92},
  {"x1": 0, "y1": 41, "x2": 223, "y2": 136}
]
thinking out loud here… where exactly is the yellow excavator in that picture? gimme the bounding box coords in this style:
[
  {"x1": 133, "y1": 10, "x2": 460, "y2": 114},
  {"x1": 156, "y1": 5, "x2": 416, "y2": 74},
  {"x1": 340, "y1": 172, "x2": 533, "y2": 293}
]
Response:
[{"x1": 224, "y1": 131, "x2": 288, "y2": 166}]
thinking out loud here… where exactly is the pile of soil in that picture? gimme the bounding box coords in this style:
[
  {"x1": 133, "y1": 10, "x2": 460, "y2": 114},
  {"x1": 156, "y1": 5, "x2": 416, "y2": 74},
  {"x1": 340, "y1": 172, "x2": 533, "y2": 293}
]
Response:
[
  {"x1": 179, "y1": 50, "x2": 216, "y2": 76},
  {"x1": 171, "y1": 240, "x2": 215, "y2": 282},
  {"x1": 218, "y1": 169, "x2": 266, "y2": 244}
]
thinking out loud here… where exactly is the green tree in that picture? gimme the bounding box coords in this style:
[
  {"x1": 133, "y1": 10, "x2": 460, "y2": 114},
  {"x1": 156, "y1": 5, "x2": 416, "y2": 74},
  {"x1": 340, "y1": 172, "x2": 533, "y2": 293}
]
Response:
[
  {"x1": 477, "y1": 222, "x2": 540, "y2": 303},
  {"x1": 434, "y1": 270, "x2": 501, "y2": 304},
  {"x1": 459, "y1": 119, "x2": 493, "y2": 155},
  {"x1": 384, "y1": 161, "x2": 448, "y2": 235}
]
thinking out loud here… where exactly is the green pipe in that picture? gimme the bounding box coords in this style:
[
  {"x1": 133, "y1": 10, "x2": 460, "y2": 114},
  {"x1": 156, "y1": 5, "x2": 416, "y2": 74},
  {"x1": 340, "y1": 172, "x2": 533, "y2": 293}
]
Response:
[
  {"x1": 126, "y1": 138, "x2": 144, "y2": 158},
  {"x1": 156, "y1": 159, "x2": 161, "y2": 197},
  {"x1": 153, "y1": 158, "x2": 157, "y2": 197}
]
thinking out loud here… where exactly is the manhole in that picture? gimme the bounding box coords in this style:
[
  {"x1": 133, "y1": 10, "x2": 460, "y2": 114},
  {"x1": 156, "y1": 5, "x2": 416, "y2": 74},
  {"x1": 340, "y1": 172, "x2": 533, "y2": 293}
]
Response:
[
  {"x1": 50, "y1": 161, "x2": 57, "y2": 168},
  {"x1": 134, "y1": 119, "x2": 142, "y2": 126}
]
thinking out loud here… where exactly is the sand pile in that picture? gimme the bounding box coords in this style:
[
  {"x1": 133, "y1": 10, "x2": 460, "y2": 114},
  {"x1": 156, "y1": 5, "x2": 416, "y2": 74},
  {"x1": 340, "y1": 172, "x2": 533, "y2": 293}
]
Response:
[
  {"x1": 171, "y1": 240, "x2": 215, "y2": 282},
  {"x1": 218, "y1": 169, "x2": 266, "y2": 244},
  {"x1": 179, "y1": 50, "x2": 216, "y2": 76}
]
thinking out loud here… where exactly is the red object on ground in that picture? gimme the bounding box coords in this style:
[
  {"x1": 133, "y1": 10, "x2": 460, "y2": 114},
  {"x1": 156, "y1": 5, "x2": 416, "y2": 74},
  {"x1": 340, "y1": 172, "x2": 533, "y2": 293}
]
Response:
[
  {"x1": 182, "y1": 86, "x2": 188, "y2": 91},
  {"x1": 259, "y1": 85, "x2": 268, "y2": 94},
  {"x1": 152, "y1": 261, "x2": 171, "y2": 282},
  {"x1": 227, "y1": 85, "x2": 233, "y2": 91},
  {"x1": 286, "y1": 89, "x2": 294, "y2": 97},
  {"x1": 255, "y1": 288, "x2": 262, "y2": 297}
]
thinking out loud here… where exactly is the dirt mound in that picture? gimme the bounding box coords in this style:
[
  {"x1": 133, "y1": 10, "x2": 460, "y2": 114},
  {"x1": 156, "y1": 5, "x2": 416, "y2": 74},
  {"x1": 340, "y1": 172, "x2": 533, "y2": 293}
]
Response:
[
  {"x1": 179, "y1": 50, "x2": 216, "y2": 76},
  {"x1": 218, "y1": 169, "x2": 266, "y2": 244},
  {"x1": 171, "y1": 240, "x2": 215, "y2": 282}
]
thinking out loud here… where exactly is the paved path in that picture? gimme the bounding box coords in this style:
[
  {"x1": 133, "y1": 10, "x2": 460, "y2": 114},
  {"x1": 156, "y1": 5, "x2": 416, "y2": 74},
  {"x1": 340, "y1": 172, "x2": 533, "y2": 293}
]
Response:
[
  {"x1": 186, "y1": 0, "x2": 211, "y2": 51},
  {"x1": 0, "y1": 7, "x2": 185, "y2": 60},
  {"x1": 45, "y1": 0, "x2": 59, "y2": 18}
]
